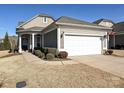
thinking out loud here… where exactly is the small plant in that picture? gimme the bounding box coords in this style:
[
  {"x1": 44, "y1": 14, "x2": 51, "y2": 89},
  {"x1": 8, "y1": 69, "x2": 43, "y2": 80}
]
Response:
[
  {"x1": 47, "y1": 48, "x2": 59, "y2": 57},
  {"x1": 46, "y1": 53, "x2": 54, "y2": 60},
  {"x1": 8, "y1": 49, "x2": 12, "y2": 53},
  {"x1": 34, "y1": 50, "x2": 45, "y2": 59},
  {"x1": 107, "y1": 50, "x2": 113, "y2": 55},
  {"x1": 103, "y1": 50, "x2": 113, "y2": 55},
  {"x1": 41, "y1": 48, "x2": 48, "y2": 55},
  {"x1": 58, "y1": 51, "x2": 68, "y2": 59}
]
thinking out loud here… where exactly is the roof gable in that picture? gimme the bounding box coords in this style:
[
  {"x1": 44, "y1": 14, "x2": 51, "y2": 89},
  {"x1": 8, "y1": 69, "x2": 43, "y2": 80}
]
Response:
[
  {"x1": 17, "y1": 14, "x2": 54, "y2": 28},
  {"x1": 93, "y1": 19, "x2": 115, "y2": 24}
]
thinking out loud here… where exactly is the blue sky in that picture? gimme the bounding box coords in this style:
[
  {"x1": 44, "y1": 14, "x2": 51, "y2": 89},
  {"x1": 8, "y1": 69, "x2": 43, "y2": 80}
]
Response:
[{"x1": 0, "y1": 4, "x2": 124, "y2": 38}]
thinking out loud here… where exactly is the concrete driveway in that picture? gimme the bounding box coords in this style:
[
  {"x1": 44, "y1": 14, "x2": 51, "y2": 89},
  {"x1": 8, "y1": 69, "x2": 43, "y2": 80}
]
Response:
[{"x1": 70, "y1": 55, "x2": 124, "y2": 78}]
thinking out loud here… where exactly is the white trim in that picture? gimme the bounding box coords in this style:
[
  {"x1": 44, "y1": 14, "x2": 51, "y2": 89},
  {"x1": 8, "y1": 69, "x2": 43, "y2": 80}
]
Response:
[
  {"x1": 102, "y1": 32, "x2": 108, "y2": 50},
  {"x1": 57, "y1": 28, "x2": 61, "y2": 49},
  {"x1": 43, "y1": 27, "x2": 57, "y2": 34},
  {"x1": 56, "y1": 22, "x2": 112, "y2": 30},
  {"x1": 17, "y1": 15, "x2": 39, "y2": 28},
  {"x1": 32, "y1": 33, "x2": 34, "y2": 52},
  {"x1": 107, "y1": 32, "x2": 109, "y2": 49},
  {"x1": 18, "y1": 34, "x2": 22, "y2": 53},
  {"x1": 17, "y1": 32, "x2": 38, "y2": 35},
  {"x1": 30, "y1": 34, "x2": 32, "y2": 49},
  {"x1": 43, "y1": 17, "x2": 47, "y2": 23},
  {"x1": 64, "y1": 32, "x2": 105, "y2": 37}
]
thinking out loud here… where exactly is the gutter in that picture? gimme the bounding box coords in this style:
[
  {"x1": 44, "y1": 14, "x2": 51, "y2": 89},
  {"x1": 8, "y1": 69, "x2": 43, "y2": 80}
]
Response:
[{"x1": 56, "y1": 22, "x2": 112, "y2": 30}]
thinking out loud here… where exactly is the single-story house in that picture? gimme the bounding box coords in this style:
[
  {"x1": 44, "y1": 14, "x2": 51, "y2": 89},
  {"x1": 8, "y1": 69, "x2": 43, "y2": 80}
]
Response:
[{"x1": 16, "y1": 14, "x2": 112, "y2": 56}]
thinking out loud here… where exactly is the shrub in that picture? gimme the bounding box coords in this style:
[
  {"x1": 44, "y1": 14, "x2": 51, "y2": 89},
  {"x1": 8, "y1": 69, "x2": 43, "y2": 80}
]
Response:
[
  {"x1": 47, "y1": 48, "x2": 59, "y2": 57},
  {"x1": 8, "y1": 49, "x2": 12, "y2": 53},
  {"x1": 41, "y1": 48, "x2": 48, "y2": 55},
  {"x1": 103, "y1": 50, "x2": 113, "y2": 55},
  {"x1": 46, "y1": 53, "x2": 54, "y2": 60},
  {"x1": 34, "y1": 50, "x2": 45, "y2": 59},
  {"x1": 58, "y1": 51, "x2": 68, "y2": 59},
  {"x1": 107, "y1": 50, "x2": 113, "y2": 55},
  {"x1": 14, "y1": 48, "x2": 19, "y2": 53},
  {"x1": 28, "y1": 49, "x2": 32, "y2": 53},
  {"x1": 115, "y1": 45, "x2": 124, "y2": 49}
]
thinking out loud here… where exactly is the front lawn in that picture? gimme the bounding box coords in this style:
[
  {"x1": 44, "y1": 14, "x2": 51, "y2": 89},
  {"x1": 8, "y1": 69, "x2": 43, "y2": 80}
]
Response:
[{"x1": 0, "y1": 53, "x2": 124, "y2": 88}]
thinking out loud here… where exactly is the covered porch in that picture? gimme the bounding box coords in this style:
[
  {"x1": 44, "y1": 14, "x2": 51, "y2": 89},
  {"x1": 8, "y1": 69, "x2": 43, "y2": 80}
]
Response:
[{"x1": 18, "y1": 32, "x2": 44, "y2": 53}]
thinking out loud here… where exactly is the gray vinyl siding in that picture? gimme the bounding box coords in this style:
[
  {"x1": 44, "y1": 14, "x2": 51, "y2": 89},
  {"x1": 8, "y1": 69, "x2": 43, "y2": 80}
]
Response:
[
  {"x1": 44, "y1": 29, "x2": 57, "y2": 48},
  {"x1": 109, "y1": 35, "x2": 114, "y2": 48},
  {"x1": 115, "y1": 34, "x2": 124, "y2": 45}
]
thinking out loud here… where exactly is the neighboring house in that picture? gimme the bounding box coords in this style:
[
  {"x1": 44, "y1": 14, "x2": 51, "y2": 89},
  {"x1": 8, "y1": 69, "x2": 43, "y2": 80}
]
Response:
[
  {"x1": 93, "y1": 19, "x2": 115, "y2": 49},
  {"x1": 16, "y1": 14, "x2": 112, "y2": 56},
  {"x1": 93, "y1": 19, "x2": 114, "y2": 28},
  {"x1": 113, "y1": 22, "x2": 124, "y2": 48}
]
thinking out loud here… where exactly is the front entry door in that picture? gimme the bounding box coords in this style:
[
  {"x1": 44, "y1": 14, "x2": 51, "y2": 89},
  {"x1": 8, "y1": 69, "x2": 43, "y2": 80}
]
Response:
[{"x1": 22, "y1": 38, "x2": 28, "y2": 51}]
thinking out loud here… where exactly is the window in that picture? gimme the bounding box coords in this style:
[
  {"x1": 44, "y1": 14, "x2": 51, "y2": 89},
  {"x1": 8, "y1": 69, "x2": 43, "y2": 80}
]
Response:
[
  {"x1": 37, "y1": 36, "x2": 40, "y2": 47},
  {"x1": 43, "y1": 17, "x2": 47, "y2": 23}
]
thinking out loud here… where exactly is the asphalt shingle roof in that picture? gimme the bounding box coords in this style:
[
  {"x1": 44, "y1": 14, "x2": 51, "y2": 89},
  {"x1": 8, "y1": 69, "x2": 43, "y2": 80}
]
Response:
[
  {"x1": 56, "y1": 16, "x2": 105, "y2": 27},
  {"x1": 93, "y1": 19, "x2": 115, "y2": 24},
  {"x1": 113, "y1": 21, "x2": 124, "y2": 32}
]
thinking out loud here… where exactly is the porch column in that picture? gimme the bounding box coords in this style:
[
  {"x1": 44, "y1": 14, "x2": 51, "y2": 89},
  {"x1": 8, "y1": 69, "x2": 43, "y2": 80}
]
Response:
[
  {"x1": 107, "y1": 34, "x2": 109, "y2": 49},
  {"x1": 30, "y1": 34, "x2": 32, "y2": 49},
  {"x1": 42, "y1": 34, "x2": 44, "y2": 48},
  {"x1": 19, "y1": 34, "x2": 22, "y2": 53},
  {"x1": 32, "y1": 33, "x2": 34, "y2": 52}
]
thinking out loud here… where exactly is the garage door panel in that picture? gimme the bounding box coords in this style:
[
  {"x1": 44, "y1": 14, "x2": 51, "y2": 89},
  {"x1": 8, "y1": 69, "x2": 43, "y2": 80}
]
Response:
[{"x1": 64, "y1": 35, "x2": 101, "y2": 56}]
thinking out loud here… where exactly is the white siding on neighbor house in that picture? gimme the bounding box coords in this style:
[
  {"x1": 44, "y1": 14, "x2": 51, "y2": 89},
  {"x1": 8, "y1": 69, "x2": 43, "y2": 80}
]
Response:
[
  {"x1": 99, "y1": 21, "x2": 113, "y2": 28},
  {"x1": 22, "y1": 17, "x2": 54, "y2": 29}
]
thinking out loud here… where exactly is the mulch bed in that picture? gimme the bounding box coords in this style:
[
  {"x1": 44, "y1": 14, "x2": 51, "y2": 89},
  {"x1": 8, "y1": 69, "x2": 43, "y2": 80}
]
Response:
[{"x1": 44, "y1": 57, "x2": 72, "y2": 61}]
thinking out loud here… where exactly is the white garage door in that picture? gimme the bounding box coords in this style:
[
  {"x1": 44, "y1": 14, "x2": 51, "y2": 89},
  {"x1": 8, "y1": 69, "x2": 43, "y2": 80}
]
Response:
[{"x1": 64, "y1": 34, "x2": 102, "y2": 56}]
